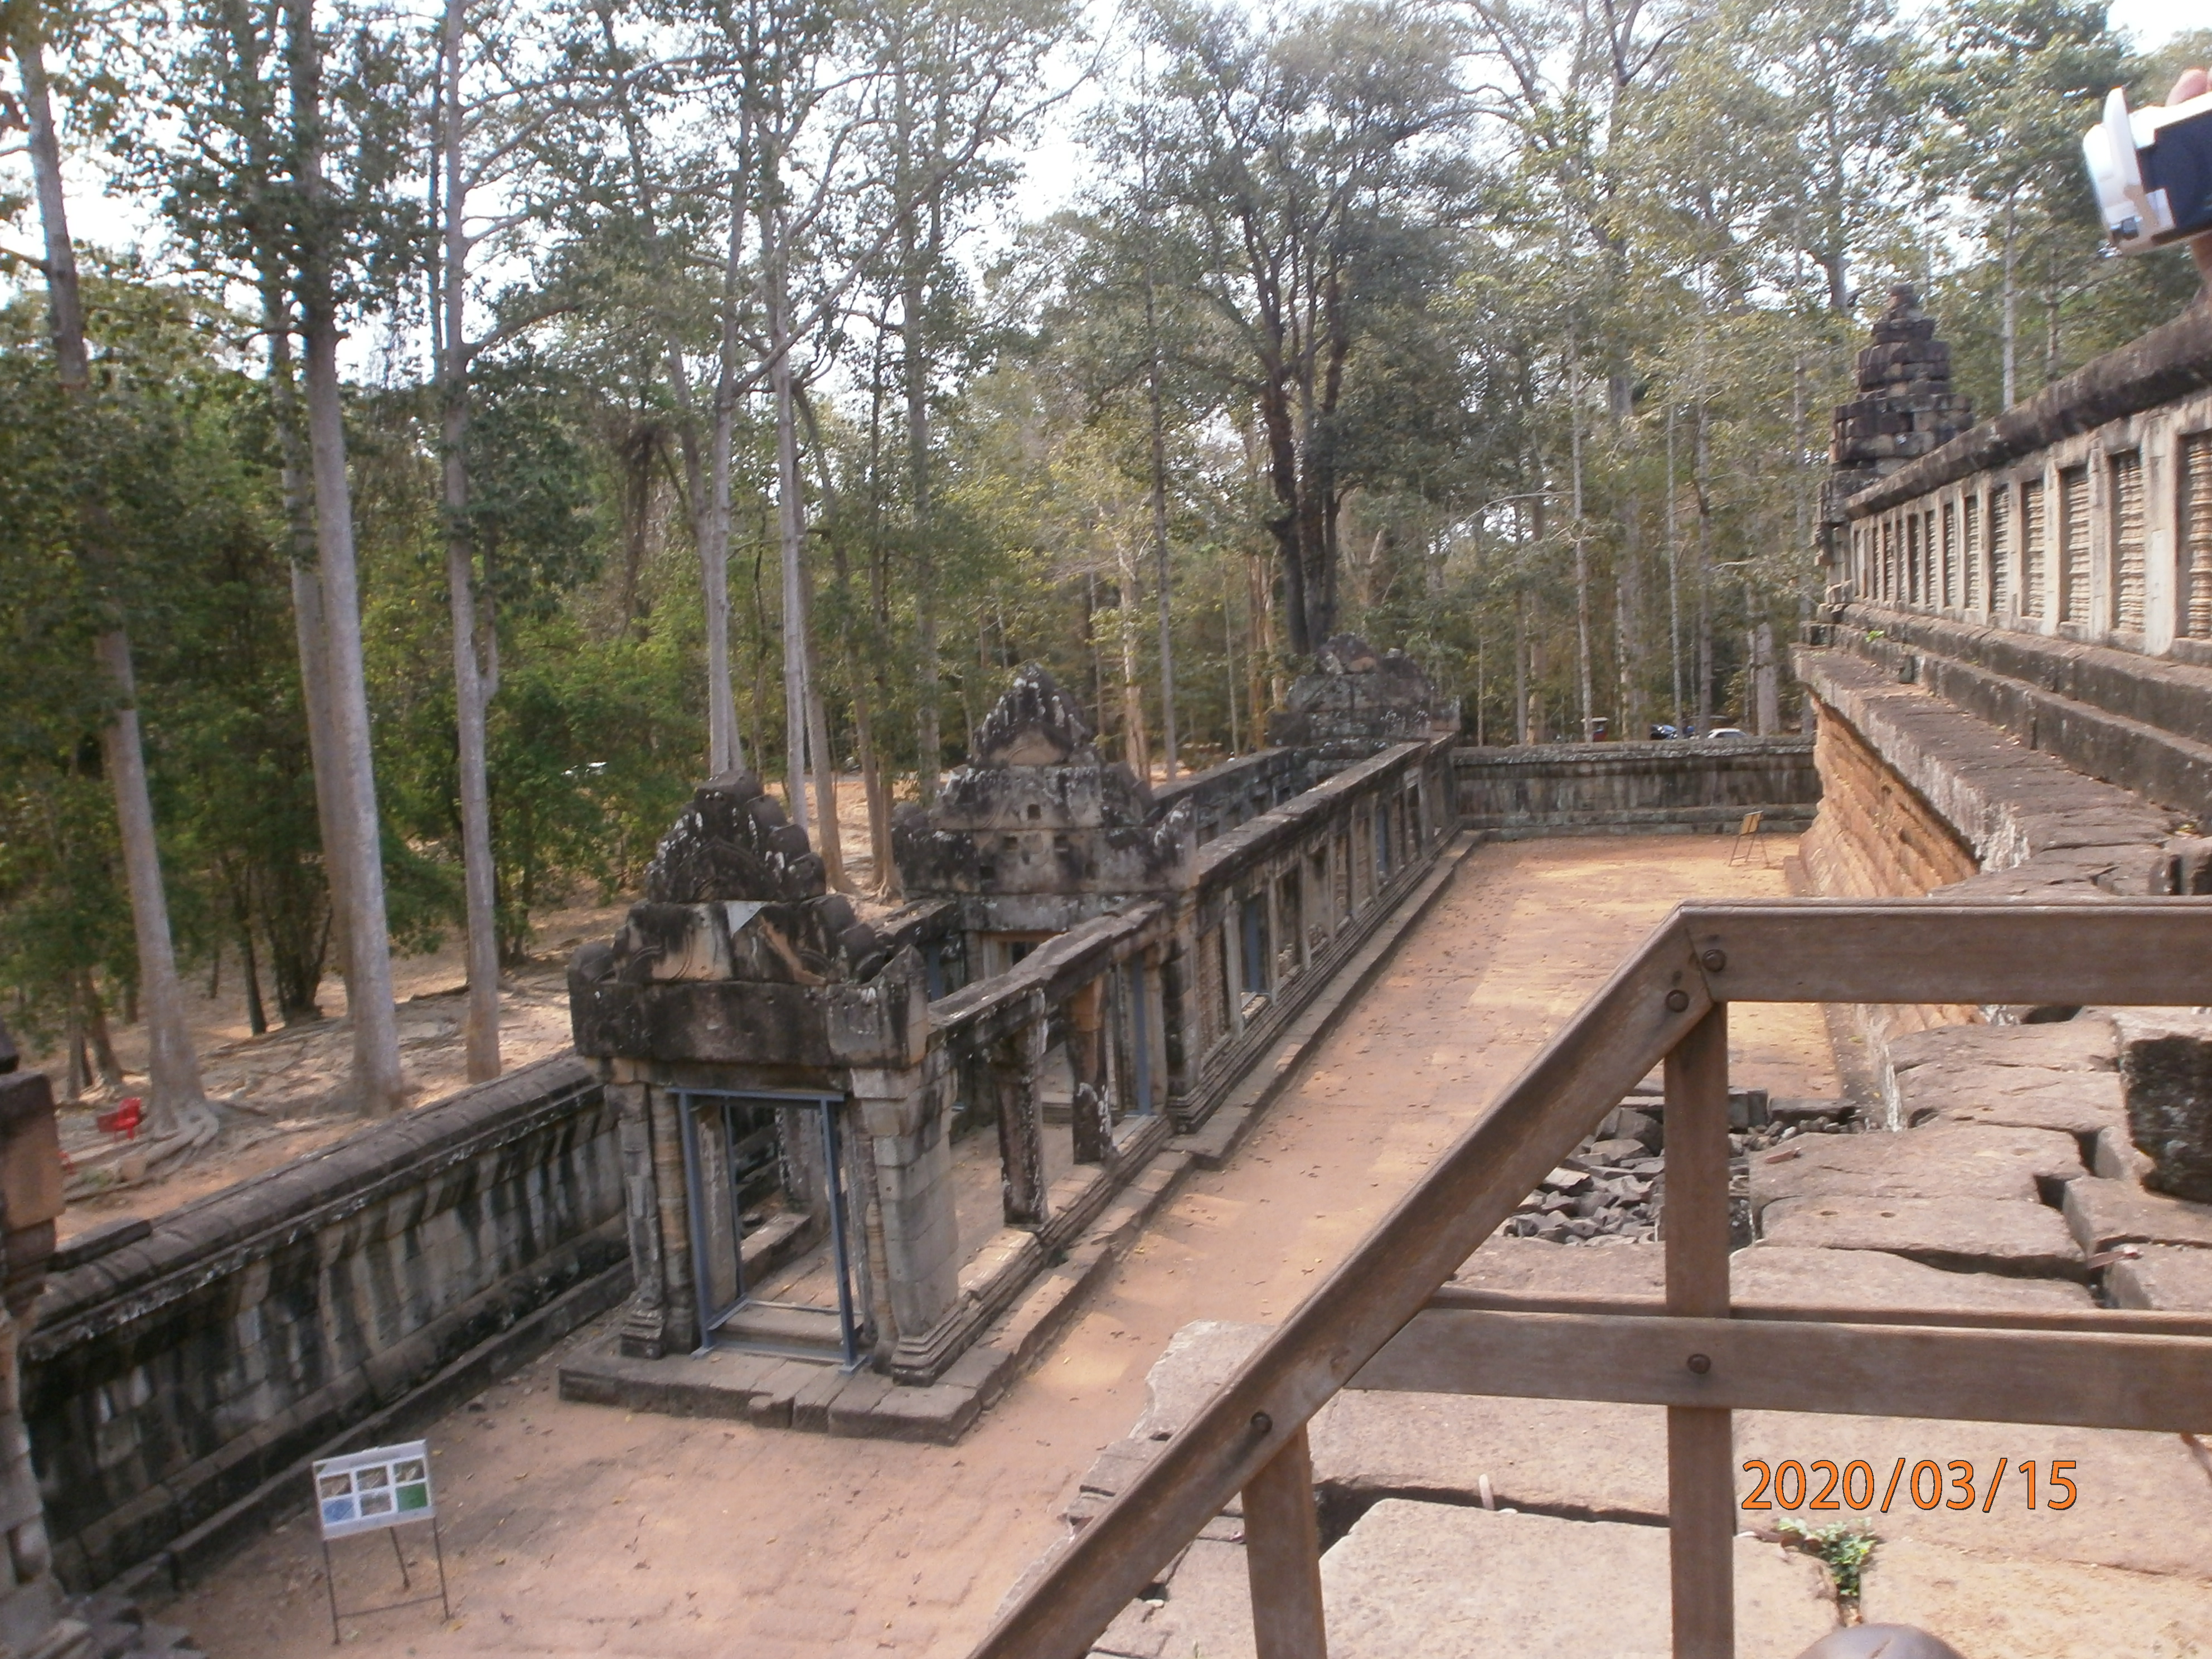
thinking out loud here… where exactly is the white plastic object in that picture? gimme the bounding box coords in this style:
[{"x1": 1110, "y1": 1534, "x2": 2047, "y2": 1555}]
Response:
[{"x1": 2083, "y1": 85, "x2": 2212, "y2": 253}]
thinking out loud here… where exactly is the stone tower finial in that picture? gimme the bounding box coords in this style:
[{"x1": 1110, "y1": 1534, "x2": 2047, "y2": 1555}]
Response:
[
  {"x1": 971, "y1": 664, "x2": 1097, "y2": 768},
  {"x1": 1823, "y1": 289, "x2": 1974, "y2": 546},
  {"x1": 642, "y1": 771, "x2": 826, "y2": 903}
]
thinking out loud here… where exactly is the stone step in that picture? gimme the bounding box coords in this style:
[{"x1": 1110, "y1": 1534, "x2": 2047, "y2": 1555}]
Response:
[
  {"x1": 1759, "y1": 1194, "x2": 2087, "y2": 1279},
  {"x1": 2108, "y1": 1243, "x2": 2212, "y2": 1309},
  {"x1": 2063, "y1": 1175, "x2": 2212, "y2": 1254},
  {"x1": 1747, "y1": 1122, "x2": 2083, "y2": 1220},
  {"x1": 1896, "y1": 1062, "x2": 2125, "y2": 1139},
  {"x1": 715, "y1": 1301, "x2": 847, "y2": 1356}
]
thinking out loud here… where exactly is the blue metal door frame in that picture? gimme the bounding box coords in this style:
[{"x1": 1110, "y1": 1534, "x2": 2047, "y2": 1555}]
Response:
[{"x1": 673, "y1": 1087, "x2": 862, "y2": 1370}]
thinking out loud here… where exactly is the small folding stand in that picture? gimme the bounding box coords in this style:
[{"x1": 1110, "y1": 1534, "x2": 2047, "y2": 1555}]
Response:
[
  {"x1": 312, "y1": 1440, "x2": 450, "y2": 1643},
  {"x1": 1727, "y1": 809, "x2": 1769, "y2": 868}
]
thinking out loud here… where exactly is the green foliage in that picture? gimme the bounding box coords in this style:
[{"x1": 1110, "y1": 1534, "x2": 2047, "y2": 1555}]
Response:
[
  {"x1": 6, "y1": 0, "x2": 2208, "y2": 1050},
  {"x1": 1780, "y1": 1518, "x2": 1879, "y2": 1600}
]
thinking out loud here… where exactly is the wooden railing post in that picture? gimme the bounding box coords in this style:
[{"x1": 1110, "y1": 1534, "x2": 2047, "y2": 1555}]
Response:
[
  {"x1": 1241, "y1": 1422, "x2": 1327, "y2": 1659},
  {"x1": 1664, "y1": 1003, "x2": 1734, "y2": 1659}
]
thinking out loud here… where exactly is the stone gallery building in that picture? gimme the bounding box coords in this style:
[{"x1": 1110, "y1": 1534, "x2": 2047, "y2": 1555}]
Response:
[{"x1": 563, "y1": 653, "x2": 1462, "y2": 1413}]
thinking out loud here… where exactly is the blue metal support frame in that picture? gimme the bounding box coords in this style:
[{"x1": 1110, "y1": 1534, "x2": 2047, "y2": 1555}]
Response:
[{"x1": 673, "y1": 1087, "x2": 863, "y2": 1371}]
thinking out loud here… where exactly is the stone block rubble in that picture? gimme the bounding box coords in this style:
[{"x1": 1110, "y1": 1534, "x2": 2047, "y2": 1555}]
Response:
[{"x1": 1823, "y1": 286, "x2": 1974, "y2": 544}]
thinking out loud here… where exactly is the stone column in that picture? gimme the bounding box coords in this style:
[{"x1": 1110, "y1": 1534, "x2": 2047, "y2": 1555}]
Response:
[
  {"x1": 647, "y1": 1084, "x2": 698, "y2": 1354},
  {"x1": 609, "y1": 1069, "x2": 672, "y2": 1359},
  {"x1": 1065, "y1": 977, "x2": 1113, "y2": 1166},
  {"x1": 1160, "y1": 901, "x2": 1195, "y2": 1118},
  {"x1": 851, "y1": 1063, "x2": 959, "y2": 1354},
  {"x1": 991, "y1": 1004, "x2": 1048, "y2": 1225},
  {"x1": 0, "y1": 1025, "x2": 91, "y2": 1659}
]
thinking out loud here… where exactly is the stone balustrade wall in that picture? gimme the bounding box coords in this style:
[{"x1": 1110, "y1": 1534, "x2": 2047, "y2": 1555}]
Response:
[
  {"x1": 28, "y1": 1056, "x2": 626, "y2": 1592},
  {"x1": 1452, "y1": 738, "x2": 1820, "y2": 837}
]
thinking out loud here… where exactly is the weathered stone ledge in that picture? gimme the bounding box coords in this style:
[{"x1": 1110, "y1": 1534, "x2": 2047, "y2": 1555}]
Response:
[
  {"x1": 1794, "y1": 646, "x2": 2172, "y2": 891},
  {"x1": 35, "y1": 1054, "x2": 602, "y2": 1354},
  {"x1": 30, "y1": 1055, "x2": 624, "y2": 1591},
  {"x1": 1453, "y1": 736, "x2": 1819, "y2": 836},
  {"x1": 1821, "y1": 608, "x2": 2212, "y2": 827}
]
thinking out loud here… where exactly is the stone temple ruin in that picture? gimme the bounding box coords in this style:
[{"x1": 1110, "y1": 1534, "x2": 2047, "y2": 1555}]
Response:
[
  {"x1": 890, "y1": 663, "x2": 1192, "y2": 979},
  {"x1": 32, "y1": 292, "x2": 2212, "y2": 1659},
  {"x1": 568, "y1": 772, "x2": 924, "y2": 1369},
  {"x1": 562, "y1": 654, "x2": 1465, "y2": 1418}
]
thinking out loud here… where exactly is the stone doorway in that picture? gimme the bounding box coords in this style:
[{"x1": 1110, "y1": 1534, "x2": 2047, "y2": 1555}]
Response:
[{"x1": 674, "y1": 1089, "x2": 865, "y2": 1369}]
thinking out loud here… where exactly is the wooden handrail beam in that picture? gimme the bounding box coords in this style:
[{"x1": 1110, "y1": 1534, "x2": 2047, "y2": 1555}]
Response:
[
  {"x1": 1353, "y1": 1308, "x2": 2212, "y2": 1433},
  {"x1": 967, "y1": 915, "x2": 1714, "y2": 1658},
  {"x1": 967, "y1": 900, "x2": 2212, "y2": 1659},
  {"x1": 1677, "y1": 899, "x2": 2212, "y2": 1007}
]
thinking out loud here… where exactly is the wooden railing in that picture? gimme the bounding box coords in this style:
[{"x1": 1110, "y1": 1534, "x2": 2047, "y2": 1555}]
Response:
[{"x1": 969, "y1": 900, "x2": 2212, "y2": 1659}]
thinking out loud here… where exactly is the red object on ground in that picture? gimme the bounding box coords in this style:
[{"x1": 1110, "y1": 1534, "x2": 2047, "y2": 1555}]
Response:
[{"x1": 95, "y1": 1097, "x2": 143, "y2": 1139}]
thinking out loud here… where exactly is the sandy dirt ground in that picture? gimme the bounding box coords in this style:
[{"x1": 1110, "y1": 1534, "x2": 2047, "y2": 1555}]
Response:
[{"x1": 147, "y1": 835, "x2": 1831, "y2": 1659}]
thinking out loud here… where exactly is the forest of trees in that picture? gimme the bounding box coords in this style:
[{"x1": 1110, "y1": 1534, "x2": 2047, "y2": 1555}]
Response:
[{"x1": 3, "y1": 0, "x2": 2208, "y2": 1127}]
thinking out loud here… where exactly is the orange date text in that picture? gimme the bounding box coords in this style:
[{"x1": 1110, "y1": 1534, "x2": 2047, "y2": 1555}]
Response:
[{"x1": 1739, "y1": 1457, "x2": 2076, "y2": 1513}]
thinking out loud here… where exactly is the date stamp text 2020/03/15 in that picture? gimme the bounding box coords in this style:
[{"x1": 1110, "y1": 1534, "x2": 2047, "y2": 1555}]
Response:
[{"x1": 1740, "y1": 1458, "x2": 2077, "y2": 1514}]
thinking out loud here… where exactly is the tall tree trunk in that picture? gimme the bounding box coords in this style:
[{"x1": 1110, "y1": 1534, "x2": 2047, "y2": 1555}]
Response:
[
  {"x1": 269, "y1": 303, "x2": 348, "y2": 1016},
  {"x1": 1249, "y1": 554, "x2": 1272, "y2": 738},
  {"x1": 1614, "y1": 503, "x2": 1641, "y2": 739},
  {"x1": 83, "y1": 973, "x2": 125, "y2": 1088},
  {"x1": 1695, "y1": 402, "x2": 1714, "y2": 734},
  {"x1": 237, "y1": 894, "x2": 269, "y2": 1037},
  {"x1": 65, "y1": 984, "x2": 89, "y2": 1100},
  {"x1": 904, "y1": 261, "x2": 943, "y2": 800},
  {"x1": 702, "y1": 160, "x2": 750, "y2": 778},
  {"x1": 764, "y1": 200, "x2": 843, "y2": 882},
  {"x1": 1666, "y1": 402, "x2": 1685, "y2": 734},
  {"x1": 1568, "y1": 339, "x2": 1593, "y2": 741},
  {"x1": 288, "y1": 0, "x2": 407, "y2": 1115},
  {"x1": 1118, "y1": 541, "x2": 1150, "y2": 777},
  {"x1": 831, "y1": 545, "x2": 893, "y2": 895},
  {"x1": 1514, "y1": 588, "x2": 1530, "y2": 746},
  {"x1": 617, "y1": 415, "x2": 656, "y2": 637},
  {"x1": 806, "y1": 392, "x2": 896, "y2": 898},
  {"x1": 15, "y1": 26, "x2": 213, "y2": 1141},
  {"x1": 2000, "y1": 197, "x2": 2019, "y2": 410},
  {"x1": 438, "y1": 0, "x2": 500, "y2": 1082},
  {"x1": 1224, "y1": 574, "x2": 1240, "y2": 755},
  {"x1": 1754, "y1": 619, "x2": 1781, "y2": 735},
  {"x1": 593, "y1": 0, "x2": 731, "y2": 778},
  {"x1": 1145, "y1": 274, "x2": 1178, "y2": 780}
]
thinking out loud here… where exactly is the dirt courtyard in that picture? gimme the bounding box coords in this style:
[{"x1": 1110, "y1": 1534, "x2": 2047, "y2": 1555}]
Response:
[{"x1": 151, "y1": 834, "x2": 1832, "y2": 1659}]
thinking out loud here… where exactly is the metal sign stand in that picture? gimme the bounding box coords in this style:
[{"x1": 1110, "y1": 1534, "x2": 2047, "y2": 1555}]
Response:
[{"x1": 312, "y1": 1442, "x2": 451, "y2": 1643}]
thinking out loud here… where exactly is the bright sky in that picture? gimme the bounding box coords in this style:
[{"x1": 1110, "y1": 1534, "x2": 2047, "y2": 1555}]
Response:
[
  {"x1": 9, "y1": 1, "x2": 2208, "y2": 315},
  {"x1": 2111, "y1": 0, "x2": 2203, "y2": 54}
]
